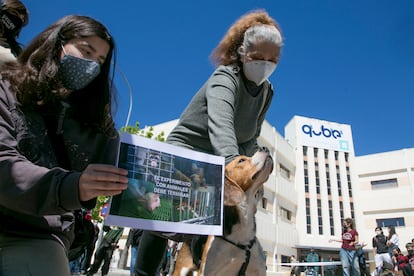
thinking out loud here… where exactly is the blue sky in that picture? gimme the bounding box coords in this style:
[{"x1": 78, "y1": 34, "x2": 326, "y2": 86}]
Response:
[{"x1": 20, "y1": 1, "x2": 414, "y2": 156}]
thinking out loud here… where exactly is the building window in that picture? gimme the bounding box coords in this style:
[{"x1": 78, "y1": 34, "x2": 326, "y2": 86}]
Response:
[
  {"x1": 339, "y1": 201, "x2": 344, "y2": 221},
  {"x1": 317, "y1": 199, "x2": 323, "y2": 235},
  {"x1": 314, "y1": 148, "x2": 318, "y2": 158},
  {"x1": 336, "y1": 165, "x2": 342, "y2": 196},
  {"x1": 326, "y1": 164, "x2": 331, "y2": 195},
  {"x1": 281, "y1": 255, "x2": 291, "y2": 267},
  {"x1": 345, "y1": 152, "x2": 349, "y2": 162},
  {"x1": 350, "y1": 202, "x2": 355, "y2": 219},
  {"x1": 329, "y1": 200, "x2": 334, "y2": 235},
  {"x1": 281, "y1": 207, "x2": 292, "y2": 221},
  {"x1": 315, "y1": 170, "x2": 320, "y2": 194},
  {"x1": 303, "y1": 146, "x2": 308, "y2": 156},
  {"x1": 280, "y1": 164, "x2": 290, "y2": 180},
  {"x1": 371, "y1": 178, "x2": 398, "y2": 189},
  {"x1": 262, "y1": 197, "x2": 268, "y2": 210},
  {"x1": 306, "y1": 198, "x2": 311, "y2": 234},
  {"x1": 376, "y1": 217, "x2": 405, "y2": 227},
  {"x1": 334, "y1": 151, "x2": 339, "y2": 161},
  {"x1": 347, "y1": 167, "x2": 353, "y2": 198},
  {"x1": 315, "y1": 161, "x2": 320, "y2": 194},
  {"x1": 304, "y1": 161, "x2": 309, "y2": 193},
  {"x1": 324, "y1": 149, "x2": 329, "y2": 160}
]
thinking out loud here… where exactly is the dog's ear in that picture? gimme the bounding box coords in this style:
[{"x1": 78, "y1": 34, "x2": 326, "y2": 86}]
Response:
[{"x1": 224, "y1": 179, "x2": 244, "y2": 206}]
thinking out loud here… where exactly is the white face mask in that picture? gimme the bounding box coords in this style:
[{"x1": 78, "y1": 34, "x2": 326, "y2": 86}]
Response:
[{"x1": 243, "y1": 60, "x2": 277, "y2": 86}]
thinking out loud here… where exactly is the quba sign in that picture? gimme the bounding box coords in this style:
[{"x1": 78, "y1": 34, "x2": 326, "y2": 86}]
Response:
[
  {"x1": 301, "y1": 124, "x2": 343, "y2": 139},
  {"x1": 294, "y1": 116, "x2": 353, "y2": 153}
]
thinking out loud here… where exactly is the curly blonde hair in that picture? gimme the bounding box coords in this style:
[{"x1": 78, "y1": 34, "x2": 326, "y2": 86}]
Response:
[{"x1": 210, "y1": 9, "x2": 282, "y2": 66}]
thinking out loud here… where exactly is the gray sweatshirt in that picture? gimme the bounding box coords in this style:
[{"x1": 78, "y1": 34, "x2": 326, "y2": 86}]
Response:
[{"x1": 167, "y1": 64, "x2": 273, "y2": 163}]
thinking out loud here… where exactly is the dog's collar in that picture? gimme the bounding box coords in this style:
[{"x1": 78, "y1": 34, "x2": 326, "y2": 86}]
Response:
[{"x1": 220, "y1": 236, "x2": 257, "y2": 276}]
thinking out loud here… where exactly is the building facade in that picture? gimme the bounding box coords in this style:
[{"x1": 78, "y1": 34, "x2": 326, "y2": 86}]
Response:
[
  {"x1": 283, "y1": 116, "x2": 359, "y2": 267},
  {"x1": 149, "y1": 115, "x2": 414, "y2": 275},
  {"x1": 353, "y1": 149, "x2": 414, "y2": 251}
]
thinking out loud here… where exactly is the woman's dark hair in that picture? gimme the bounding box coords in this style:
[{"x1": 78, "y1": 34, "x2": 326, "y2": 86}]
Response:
[
  {"x1": 388, "y1": 225, "x2": 396, "y2": 240},
  {"x1": 2, "y1": 15, "x2": 117, "y2": 135},
  {"x1": 0, "y1": 0, "x2": 29, "y2": 56},
  {"x1": 344, "y1": 217, "x2": 355, "y2": 229}
]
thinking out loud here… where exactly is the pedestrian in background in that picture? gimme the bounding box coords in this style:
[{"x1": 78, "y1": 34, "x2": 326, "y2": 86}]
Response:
[
  {"x1": 80, "y1": 220, "x2": 100, "y2": 274},
  {"x1": 290, "y1": 255, "x2": 299, "y2": 276},
  {"x1": 0, "y1": 0, "x2": 28, "y2": 66},
  {"x1": 129, "y1": 229, "x2": 143, "y2": 276},
  {"x1": 87, "y1": 226, "x2": 124, "y2": 276},
  {"x1": 391, "y1": 247, "x2": 408, "y2": 275},
  {"x1": 387, "y1": 226, "x2": 399, "y2": 257},
  {"x1": 306, "y1": 248, "x2": 319, "y2": 276},
  {"x1": 329, "y1": 217, "x2": 360, "y2": 276},
  {"x1": 402, "y1": 242, "x2": 414, "y2": 276},
  {"x1": 373, "y1": 227, "x2": 393, "y2": 276}
]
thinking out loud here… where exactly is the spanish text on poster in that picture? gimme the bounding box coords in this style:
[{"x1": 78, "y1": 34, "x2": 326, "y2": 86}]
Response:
[{"x1": 105, "y1": 133, "x2": 225, "y2": 236}]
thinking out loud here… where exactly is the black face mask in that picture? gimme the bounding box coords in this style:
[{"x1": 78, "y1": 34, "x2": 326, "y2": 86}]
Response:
[{"x1": 408, "y1": 249, "x2": 414, "y2": 256}]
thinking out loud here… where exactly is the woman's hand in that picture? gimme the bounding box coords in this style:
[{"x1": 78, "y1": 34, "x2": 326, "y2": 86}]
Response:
[{"x1": 78, "y1": 164, "x2": 128, "y2": 202}]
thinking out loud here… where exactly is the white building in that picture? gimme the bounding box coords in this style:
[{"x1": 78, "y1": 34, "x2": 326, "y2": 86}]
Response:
[
  {"x1": 256, "y1": 120, "x2": 297, "y2": 272},
  {"x1": 283, "y1": 116, "x2": 360, "y2": 265},
  {"x1": 353, "y1": 149, "x2": 414, "y2": 251}
]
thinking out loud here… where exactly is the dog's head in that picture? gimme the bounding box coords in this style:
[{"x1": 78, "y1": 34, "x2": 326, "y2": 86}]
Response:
[{"x1": 224, "y1": 147, "x2": 273, "y2": 206}]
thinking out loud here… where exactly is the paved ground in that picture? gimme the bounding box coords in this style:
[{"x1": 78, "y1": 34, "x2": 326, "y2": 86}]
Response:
[
  {"x1": 99, "y1": 267, "x2": 130, "y2": 275},
  {"x1": 72, "y1": 267, "x2": 130, "y2": 276}
]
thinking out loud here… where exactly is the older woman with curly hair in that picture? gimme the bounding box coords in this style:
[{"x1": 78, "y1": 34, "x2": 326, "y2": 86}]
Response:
[{"x1": 135, "y1": 9, "x2": 283, "y2": 276}]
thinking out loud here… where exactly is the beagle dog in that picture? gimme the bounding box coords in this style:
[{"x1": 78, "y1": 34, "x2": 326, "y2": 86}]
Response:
[{"x1": 173, "y1": 147, "x2": 274, "y2": 276}]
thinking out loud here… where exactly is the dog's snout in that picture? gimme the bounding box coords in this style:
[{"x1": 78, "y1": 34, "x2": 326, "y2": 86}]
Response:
[{"x1": 260, "y1": 146, "x2": 270, "y2": 153}]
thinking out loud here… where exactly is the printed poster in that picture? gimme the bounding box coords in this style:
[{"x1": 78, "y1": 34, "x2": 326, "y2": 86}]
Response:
[{"x1": 105, "y1": 133, "x2": 225, "y2": 236}]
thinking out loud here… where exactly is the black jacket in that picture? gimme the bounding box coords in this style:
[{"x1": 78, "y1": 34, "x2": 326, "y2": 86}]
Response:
[
  {"x1": 0, "y1": 79, "x2": 119, "y2": 250},
  {"x1": 373, "y1": 234, "x2": 388, "y2": 254}
]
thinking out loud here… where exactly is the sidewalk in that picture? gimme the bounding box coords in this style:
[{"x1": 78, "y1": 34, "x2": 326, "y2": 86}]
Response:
[
  {"x1": 77, "y1": 267, "x2": 130, "y2": 276},
  {"x1": 104, "y1": 267, "x2": 130, "y2": 275}
]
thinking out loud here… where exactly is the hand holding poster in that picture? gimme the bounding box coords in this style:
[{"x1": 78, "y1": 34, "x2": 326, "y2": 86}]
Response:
[{"x1": 105, "y1": 133, "x2": 225, "y2": 236}]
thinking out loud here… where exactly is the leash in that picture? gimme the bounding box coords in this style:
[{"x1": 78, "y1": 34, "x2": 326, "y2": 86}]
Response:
[{"x1": 220, "y1": 236, "x2": 257, "y2": 276}]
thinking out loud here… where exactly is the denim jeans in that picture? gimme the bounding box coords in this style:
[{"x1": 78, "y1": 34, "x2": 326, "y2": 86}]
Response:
[
  {"x1": 340, "y1": 248, "x2": 360, "y2": 276},
  {"x1": 69, "y1": 258, "x2": 81, "y2": 274},
  {"x1": 130, "y1": 246, "x2": 138, "y2": 275}
]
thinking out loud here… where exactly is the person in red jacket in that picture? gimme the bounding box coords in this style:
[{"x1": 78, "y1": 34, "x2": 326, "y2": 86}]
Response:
[
  {"x1": 402, "y1": 243, "x2": 414, "y2": 276},
  {"x1": 392, "y1": 247, "x2": 409, "y2": 273}
]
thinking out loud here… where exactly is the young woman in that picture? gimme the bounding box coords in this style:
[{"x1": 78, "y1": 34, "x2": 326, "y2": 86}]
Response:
[
  {"x1": 0, "y1": 15, "x2": 128, "y2": 276},
  {"x1": 0, "y1": 0, "x2": 29, "y2": 65},
  {"x1": 329, "y1": 217, "x2": 360, "y2": 276},
  {"x1": 135, "y1": 9, "x2": 283, "y2": 275},
  {"x1": 387, "y1": 225, "x2": 399, "y2": 256}
]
